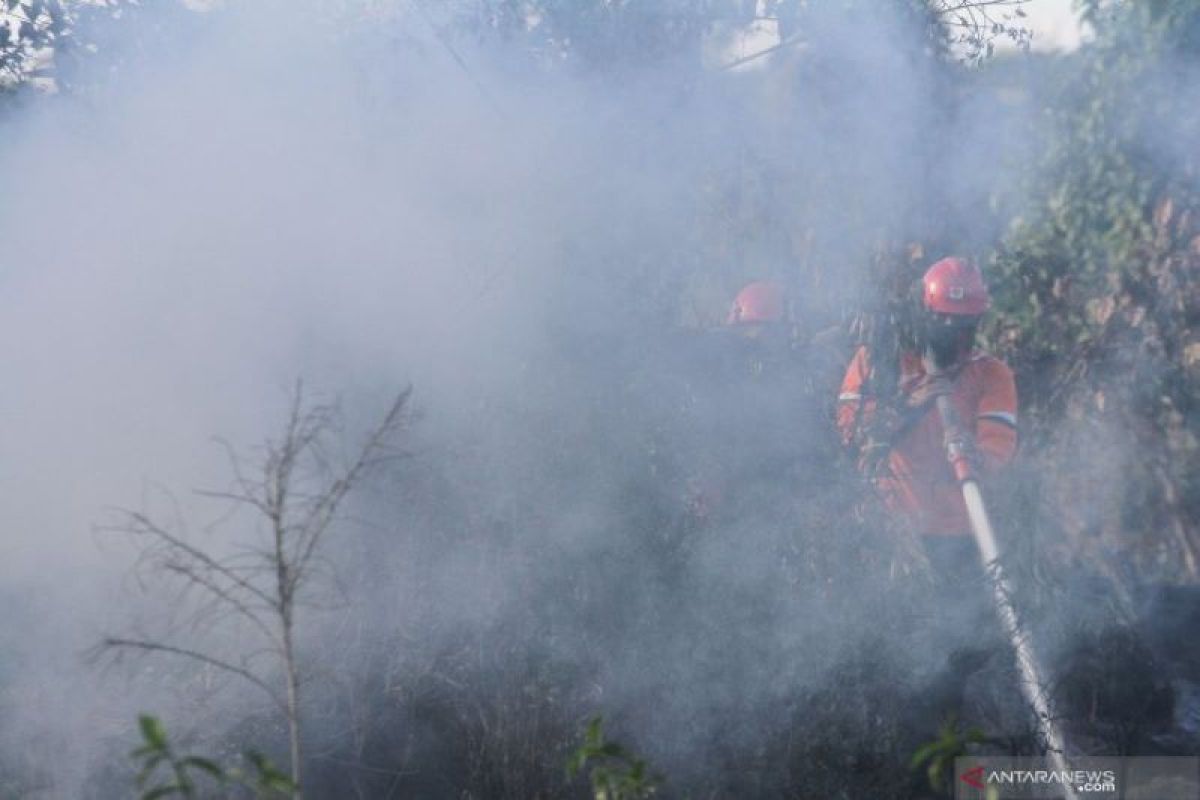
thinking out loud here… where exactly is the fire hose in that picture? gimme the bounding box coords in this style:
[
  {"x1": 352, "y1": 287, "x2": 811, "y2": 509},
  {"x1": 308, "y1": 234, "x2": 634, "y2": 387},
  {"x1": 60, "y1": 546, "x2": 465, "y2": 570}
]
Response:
[{"x1": 935, "y1": 394, "x2": 1077, "y2": 796}]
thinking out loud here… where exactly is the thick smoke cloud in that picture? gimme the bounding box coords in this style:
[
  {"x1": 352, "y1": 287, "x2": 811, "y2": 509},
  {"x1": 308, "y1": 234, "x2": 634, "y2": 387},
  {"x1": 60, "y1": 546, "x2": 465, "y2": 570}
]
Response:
[{"x1": 0, "y1": 1, "x2": 1047, "y2": 795}]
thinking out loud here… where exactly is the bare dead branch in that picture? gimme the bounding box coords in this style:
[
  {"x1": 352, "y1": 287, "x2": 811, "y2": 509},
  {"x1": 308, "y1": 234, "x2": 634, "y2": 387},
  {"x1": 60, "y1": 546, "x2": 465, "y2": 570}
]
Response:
[
  {"x1": 161, "y1": 562, "x2": 282, "y2": 647},
  {"x1": 102, "y1": 637, "x2": 285, "y2": 710},
  {"x1": 105, "y1": 384, "x2": 414, "y2": 795},
  {"x1": 293, "y1": 388, "x2": 412, "y2": 581},
  {"x1": 116, "y1": 510, "x2": 276, "y2": 608},
  {"x1": 201, "y1": 436, "x2": 274, "y2": 519},
  {"x1": 194, "y1": 486, "x2": 273, "y2": 519}
]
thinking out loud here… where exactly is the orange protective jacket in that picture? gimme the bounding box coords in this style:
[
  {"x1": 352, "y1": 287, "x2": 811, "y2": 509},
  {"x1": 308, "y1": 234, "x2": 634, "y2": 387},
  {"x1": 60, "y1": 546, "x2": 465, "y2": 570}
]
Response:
[{"x1": 836, "y1": 347, "x2": 1018, "y2": 537}]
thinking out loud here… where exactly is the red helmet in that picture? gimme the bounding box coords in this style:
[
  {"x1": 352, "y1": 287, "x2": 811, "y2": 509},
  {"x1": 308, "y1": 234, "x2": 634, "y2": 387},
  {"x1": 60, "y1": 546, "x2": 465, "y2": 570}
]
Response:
[
  {"x1": 922, "y1": 257, "x2": 990, "y2": 316},
  {"x1": 726, "y1": 281, "x2": 785, "y2": 326}
]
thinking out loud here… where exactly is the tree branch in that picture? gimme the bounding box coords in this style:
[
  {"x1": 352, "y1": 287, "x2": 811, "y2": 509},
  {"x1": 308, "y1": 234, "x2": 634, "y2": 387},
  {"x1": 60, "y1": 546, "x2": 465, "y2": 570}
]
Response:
[
  {"x1": 292, "y1": 388, "x2": 412, "y2": 581},
  {"x1": 116, "y1": 510, "x2": 277, "y2": 609},
  {"x1": 102, "y1": 637, "x2": 285, "y2": 711},
  {"x1": 160, "y1": 561, "x2": 283, "y2": 648}
]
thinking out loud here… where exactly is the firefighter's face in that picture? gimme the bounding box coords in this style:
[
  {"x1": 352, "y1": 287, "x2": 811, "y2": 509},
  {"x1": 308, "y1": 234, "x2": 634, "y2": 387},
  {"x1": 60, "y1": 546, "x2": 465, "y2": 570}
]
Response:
[{"x1": 920, "y1": 312, "x2": 978, "y2": 370}]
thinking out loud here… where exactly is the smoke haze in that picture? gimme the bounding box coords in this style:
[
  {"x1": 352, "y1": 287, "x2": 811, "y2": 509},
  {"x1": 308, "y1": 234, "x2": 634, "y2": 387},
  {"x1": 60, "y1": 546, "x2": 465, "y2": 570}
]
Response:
[{"x1": 1, "y1": 1, "x2": 1152, "y2": 797}]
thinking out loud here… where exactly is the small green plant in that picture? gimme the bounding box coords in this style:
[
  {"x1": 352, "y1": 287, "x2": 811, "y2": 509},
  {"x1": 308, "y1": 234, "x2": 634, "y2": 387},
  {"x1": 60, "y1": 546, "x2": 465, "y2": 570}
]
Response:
[
  {"x1": 131, "y1": 714, "x2": 295, "y2": 799},
  {"x1": 566, "y1": 716, "x2": 660, "y2": 800},
  {"x1": 909, "y1": 718, "x2": 993, "y2": 794}
]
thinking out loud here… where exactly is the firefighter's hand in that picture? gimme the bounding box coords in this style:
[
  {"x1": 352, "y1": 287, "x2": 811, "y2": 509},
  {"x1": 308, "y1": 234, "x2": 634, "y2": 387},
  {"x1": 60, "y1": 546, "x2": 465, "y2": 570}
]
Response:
[{"x1": 907, "y1": 373, "x2": 954, "y2": 407}]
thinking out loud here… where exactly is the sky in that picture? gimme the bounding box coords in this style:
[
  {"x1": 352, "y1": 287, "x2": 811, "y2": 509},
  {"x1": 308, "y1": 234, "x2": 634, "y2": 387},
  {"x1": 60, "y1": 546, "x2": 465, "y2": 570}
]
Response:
[
  {"x1": 1012, "y1": 0, "x2": 1089, "y2": 51},
  {"x1": 720, "y1": 0, "x2": 1088, "y2": 71}
]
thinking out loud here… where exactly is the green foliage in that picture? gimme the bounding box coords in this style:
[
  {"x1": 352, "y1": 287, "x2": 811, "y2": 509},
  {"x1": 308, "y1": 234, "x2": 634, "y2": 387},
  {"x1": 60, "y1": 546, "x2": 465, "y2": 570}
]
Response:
[
  {"x1": 130, "y1": 714, "x2": 295, "y2": 800},
  {"x1": 909, "y1": 718, "x2": 993, "y2": 793},
  {"x1": 990, "y1": 0, "x2": 1200, "y2": 586},
  {"x1": 1, "y1": 0, "x2": 66, "y2": 88},
  {"x1": 235, "y1": 752, "x2": 297, "y2": 798},
  {"x1": 132, "y1": 714, "x2": 208, "y2": 800},
  {"x1": 0, "y1": 0, "x2": 153, "y2": 96},
  {"x1": 566, "y1": 716, "x2": 660, "y2": 800}
]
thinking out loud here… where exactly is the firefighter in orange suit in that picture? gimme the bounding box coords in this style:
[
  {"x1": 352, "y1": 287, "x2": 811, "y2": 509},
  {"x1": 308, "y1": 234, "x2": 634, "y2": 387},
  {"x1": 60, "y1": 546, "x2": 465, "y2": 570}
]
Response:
[
  {"x1": 838, "y1": 255, "x2": 1020, "y2": 722},
  {"x1": 837, "y1": 257, "x2": 1018, "y2": 556}
]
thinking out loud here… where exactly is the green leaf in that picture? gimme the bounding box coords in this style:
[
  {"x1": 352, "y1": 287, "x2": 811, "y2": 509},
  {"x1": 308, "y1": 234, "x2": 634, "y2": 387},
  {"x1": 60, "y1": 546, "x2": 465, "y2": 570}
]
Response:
[
  {"x1": 243, "y1": 751, "x2": 296, "y2": 792},
  {"x1": 909, "y1": 740, "x2": 939, "y2": 769},
  {"x1": 138, "y1": 715, "x2": 168, "y2": 750},
  {"x1": 585, "y1": 716, "x2": 604, "y2": 746},
  {"x1": 180, "y1": 756, "x2": 224, "y2": 780},
  {"x1": 928, "y1": 759, "x2": 945, "y2": 790}
]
